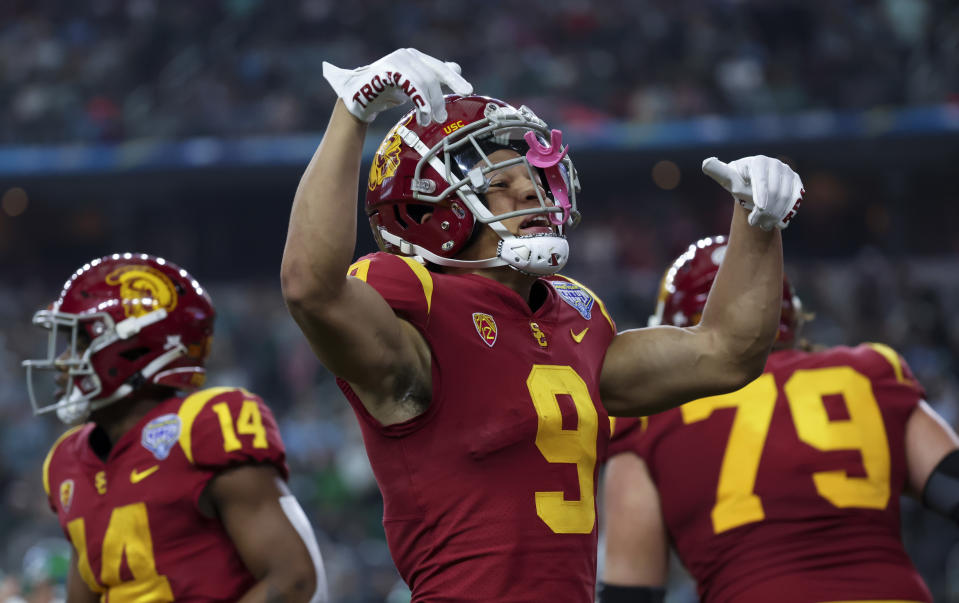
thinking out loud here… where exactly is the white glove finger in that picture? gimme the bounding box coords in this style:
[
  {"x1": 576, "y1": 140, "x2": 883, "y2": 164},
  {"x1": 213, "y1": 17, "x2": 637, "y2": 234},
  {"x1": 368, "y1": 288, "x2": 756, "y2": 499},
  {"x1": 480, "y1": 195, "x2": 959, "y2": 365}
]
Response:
[
  {"x1": 322, "y1": 61, "x2": 357, "y2": 94},
  {"x1": 402, "y1": 58, "x2": 443, "y2": 125},
  {"x1": 747, "y1": 206, "x2": 764, "y2": 228},
  {"x1": 750, "y1": 160, "x2": 769, "y2": 212},
  {"x1": 702, "y1": 157, "x2": 739, "y2": 192},
  {"x1": 404, "y1": 50, "x2": 450, "y2": 122},
  {"x1": 441, "y1": 62, "x2": 474, "y2": 96},
  {"x1": 407, "y1": 49, "x2": 474, "y2": 99}
]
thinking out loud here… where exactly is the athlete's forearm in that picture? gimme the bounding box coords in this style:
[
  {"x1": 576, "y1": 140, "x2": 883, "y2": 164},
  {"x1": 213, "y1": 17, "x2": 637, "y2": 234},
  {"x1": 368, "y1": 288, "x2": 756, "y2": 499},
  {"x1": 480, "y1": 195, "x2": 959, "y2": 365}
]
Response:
[
  {"x1": 698, "y1": 205, "x2": 782, "y2": 382},
  {"x1": 281, "y1": 101, "x2": 368, "y2": 306}
]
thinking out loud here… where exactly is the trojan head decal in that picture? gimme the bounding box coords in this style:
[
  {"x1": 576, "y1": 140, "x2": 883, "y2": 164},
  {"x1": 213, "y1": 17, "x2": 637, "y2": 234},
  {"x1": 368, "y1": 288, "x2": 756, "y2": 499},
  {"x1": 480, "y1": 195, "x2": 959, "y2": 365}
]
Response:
[
  {"x1": 106, "y1": 265, "x2": 178, "y2": 318},
  {"x1": 368, "y1": 121, "x2": 406, "y2": 191}
]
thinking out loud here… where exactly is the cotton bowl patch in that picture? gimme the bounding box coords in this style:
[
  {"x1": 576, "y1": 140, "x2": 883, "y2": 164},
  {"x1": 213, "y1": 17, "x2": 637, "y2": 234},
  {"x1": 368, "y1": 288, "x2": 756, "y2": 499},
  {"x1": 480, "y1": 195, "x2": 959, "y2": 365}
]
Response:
[
  {"x1": 553, "y1": 281, "x2": 594, "y2": 320},
  {"x1": 141, "y1": 413, "x2": 182, "y2": 460}
]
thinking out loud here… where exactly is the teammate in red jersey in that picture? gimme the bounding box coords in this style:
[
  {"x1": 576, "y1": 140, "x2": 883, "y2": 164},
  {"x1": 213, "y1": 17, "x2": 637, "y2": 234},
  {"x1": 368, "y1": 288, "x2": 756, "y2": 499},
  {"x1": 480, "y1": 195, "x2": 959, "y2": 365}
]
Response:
[
  {"x1": 601, "y1": 236, "x2": 959, "y2": 603},
  {"x1": 281, "y1": 48, "x2": 805, "y2": 601},
  {"x1": 24, "y1": 253, "x2": 327, "y2": 603}
]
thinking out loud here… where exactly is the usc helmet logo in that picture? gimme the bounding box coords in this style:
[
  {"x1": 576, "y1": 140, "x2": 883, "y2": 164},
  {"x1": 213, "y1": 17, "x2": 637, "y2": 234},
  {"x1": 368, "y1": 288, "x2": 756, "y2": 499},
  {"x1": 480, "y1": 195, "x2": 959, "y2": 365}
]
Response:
[
  {"x1": 105, "y1": 265, "x2": 178, "y2": 318},
  {"x1": 369, "y1": 125, "x2": 405, "y2": 191}
]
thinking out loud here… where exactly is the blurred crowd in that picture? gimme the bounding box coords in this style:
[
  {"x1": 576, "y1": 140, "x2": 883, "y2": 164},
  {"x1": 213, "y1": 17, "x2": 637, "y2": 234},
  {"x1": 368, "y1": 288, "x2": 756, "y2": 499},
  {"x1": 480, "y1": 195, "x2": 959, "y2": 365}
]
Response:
[
  {"x1": 1, "y1": 0, "x2": 957, "y2": 144},
  {"x1": 1, "y1": 0, "x2": 958, "y2": 601}
]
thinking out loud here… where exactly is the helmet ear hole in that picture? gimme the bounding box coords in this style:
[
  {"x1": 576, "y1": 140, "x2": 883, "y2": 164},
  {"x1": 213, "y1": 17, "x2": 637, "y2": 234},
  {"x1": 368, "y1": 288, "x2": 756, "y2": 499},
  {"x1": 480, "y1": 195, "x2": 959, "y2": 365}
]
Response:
[
  {"x1": 405, "y1": 204, "x2": 433, "y2": 225},
  {"x1": 392, "y1": 205, "x2": 409, "y2": 229}
]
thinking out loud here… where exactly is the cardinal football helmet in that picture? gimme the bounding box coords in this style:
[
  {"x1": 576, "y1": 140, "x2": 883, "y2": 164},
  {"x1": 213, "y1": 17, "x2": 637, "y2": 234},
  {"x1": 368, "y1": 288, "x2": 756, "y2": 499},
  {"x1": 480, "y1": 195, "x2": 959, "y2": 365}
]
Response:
[
  {"x1": 648, "y1": 236, "x2": 802, "y2": 345},
  {"x1": 365, "y1": 94, "x2": 581, "y2": 275},
  {"x1": 23, "y1": 253, "x2": 214, "y2": 423}
]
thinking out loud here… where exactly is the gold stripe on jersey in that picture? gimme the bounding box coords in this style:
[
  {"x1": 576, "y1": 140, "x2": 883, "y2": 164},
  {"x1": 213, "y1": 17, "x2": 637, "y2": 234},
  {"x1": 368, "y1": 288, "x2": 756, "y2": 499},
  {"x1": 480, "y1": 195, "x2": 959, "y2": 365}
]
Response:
[
  {"x1": 178, "y1": 387, "x2": 247, "y2": 464},
  {"x1": 398, "y1": 256, "x2": 434, "y2": 315},
  {"x1": 347, "y1": 259, "x2": 371, "y2": 282},
  {"x1": 866, "y1": 342, "x2": 907, "y2": 384},
  {"x1": 554, "y1": 275, "x2": 616, "y2": 334},
  {"x1": 43, "y1": 425, "x2": 85, "y2": 496},
  {"x1": 348, "y1": 256, "x2": 434, "y2": 316}
]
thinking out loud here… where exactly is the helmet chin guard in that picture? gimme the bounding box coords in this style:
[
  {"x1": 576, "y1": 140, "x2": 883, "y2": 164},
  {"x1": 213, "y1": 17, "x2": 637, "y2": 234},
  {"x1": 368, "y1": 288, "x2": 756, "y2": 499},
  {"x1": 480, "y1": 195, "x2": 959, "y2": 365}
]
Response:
[{"x1": 377, "y1": 228, "x2": 569, "y2": 275}]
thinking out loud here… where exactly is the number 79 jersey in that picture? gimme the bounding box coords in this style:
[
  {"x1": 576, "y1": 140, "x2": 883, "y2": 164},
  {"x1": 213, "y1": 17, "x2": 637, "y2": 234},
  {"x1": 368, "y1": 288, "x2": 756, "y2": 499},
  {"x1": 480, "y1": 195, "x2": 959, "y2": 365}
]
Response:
[
  {"x1": 42, "y1": 387, "x2": 288, "y2": 601},
  {"x1": 338, "y1": 252, "x2": 618, "y2": 602},
  {"x1": 610, "y1": 344, "x2": 932, "y2": 603}
]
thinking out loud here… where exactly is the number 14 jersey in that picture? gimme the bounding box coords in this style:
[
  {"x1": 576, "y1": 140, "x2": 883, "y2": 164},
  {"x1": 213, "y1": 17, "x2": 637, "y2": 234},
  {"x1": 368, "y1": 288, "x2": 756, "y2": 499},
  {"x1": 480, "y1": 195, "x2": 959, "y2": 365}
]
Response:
[
  {"x1": 611, "y1": 344, "x2": 932, "y2": 603},
  {"x1": 43, "y1": 387, "x2": 288, "y2": 601},
  {"x1": 338, "y1": 252, "x2": 618, "y2": 602}
]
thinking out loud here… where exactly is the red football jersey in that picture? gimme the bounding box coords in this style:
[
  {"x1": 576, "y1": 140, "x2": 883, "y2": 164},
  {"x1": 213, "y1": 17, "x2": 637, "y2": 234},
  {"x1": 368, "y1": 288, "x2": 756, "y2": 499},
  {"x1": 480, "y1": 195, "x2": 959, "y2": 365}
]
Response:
[
  {"x1": 338, "y1": 252, "x2": 618, "y2": 602},
  {"x1": 610, "y1": 344, "x2": 932, "y2": 603},
  {"x1": 43, "y1": 387, "x2": 288, "y2": 601}
]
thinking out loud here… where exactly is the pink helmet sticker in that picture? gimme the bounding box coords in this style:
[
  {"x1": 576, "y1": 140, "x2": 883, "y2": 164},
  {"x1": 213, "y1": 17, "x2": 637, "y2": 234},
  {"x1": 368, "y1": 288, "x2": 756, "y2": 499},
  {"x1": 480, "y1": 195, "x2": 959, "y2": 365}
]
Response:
[{"x1": 524, "y1": 129, "x2": 571, "y2": 225}]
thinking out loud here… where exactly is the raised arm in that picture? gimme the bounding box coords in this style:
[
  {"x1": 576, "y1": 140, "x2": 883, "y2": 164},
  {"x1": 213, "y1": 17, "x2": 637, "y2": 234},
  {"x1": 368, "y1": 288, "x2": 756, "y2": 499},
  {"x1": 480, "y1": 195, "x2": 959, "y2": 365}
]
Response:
[
  {"x1": 280, "y1": 49, "x2": 471, "y2": 423},
  {"x1": 602, "y1": 156, "x2": 802, "y2": 415}
]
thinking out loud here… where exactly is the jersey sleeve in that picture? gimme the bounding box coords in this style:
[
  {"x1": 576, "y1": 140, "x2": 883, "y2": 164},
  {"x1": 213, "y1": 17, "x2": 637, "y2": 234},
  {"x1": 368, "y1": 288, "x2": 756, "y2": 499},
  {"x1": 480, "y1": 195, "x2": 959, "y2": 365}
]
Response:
[
  {"x1": 348, "y1": 251, "x2": 434, "y2": 330},
  {"x1": 177, "y1": 387, "x2": 289, "y2": 480},
  {"x1": 605, "y1": 416, "x2": 646, "y2": 460},
  {"x1": 858, "y1": 342, "x2": 926, "y2": 401}
]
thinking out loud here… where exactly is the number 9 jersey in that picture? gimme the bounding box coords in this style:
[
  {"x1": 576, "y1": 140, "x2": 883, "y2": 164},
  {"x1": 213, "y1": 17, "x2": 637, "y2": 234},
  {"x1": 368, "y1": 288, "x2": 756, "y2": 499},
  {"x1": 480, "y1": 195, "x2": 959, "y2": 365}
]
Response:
[
  {"x1": 338, "y1": 252, "x2": 618, "y2": 602},
  {"x1": 609, "y1": 343, "x2": 932, "y2": 603},
  {"x1": 42, "y1": 387, "x2": 289, "y2": 601}
]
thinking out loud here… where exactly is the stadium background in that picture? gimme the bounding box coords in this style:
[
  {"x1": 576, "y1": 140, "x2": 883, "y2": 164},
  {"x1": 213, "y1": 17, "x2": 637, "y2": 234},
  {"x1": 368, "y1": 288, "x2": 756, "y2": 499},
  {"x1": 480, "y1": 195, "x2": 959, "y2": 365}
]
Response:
[{"x1": 0, "y1": 0, "x2": 957, "y2": 600}]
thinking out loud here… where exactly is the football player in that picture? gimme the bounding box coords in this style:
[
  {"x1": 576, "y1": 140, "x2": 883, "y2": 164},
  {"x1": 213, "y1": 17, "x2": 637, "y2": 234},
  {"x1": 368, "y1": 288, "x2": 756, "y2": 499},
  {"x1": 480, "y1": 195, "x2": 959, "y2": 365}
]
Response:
[
  {"x1": 24, "y1": 254, "x2": 328, "y2": 603},
  {"x1": 281, "y1": 48, "x2": 804, "y2": 601},
  {"x1": 600, "y1": 236, "x2": 959, "y2": 603}
]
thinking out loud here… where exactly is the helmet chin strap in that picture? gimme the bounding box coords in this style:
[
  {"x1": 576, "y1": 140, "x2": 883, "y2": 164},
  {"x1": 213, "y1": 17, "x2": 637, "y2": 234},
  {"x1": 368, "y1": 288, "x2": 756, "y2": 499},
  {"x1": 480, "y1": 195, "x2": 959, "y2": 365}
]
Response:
[{"x1": 377, "y1": 227, "x2": 568, "y2": 276}]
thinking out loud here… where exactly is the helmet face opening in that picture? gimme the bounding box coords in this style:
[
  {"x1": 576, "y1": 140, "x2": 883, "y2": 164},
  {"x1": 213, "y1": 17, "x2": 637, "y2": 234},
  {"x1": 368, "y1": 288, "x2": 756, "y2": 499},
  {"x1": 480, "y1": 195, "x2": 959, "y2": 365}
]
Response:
[
  {"x1": 365, "y1": 95, "x2": 580, "y2": 275},
  {"x1": 22, "y1": 253, "x2": 215, "y2": 423}
]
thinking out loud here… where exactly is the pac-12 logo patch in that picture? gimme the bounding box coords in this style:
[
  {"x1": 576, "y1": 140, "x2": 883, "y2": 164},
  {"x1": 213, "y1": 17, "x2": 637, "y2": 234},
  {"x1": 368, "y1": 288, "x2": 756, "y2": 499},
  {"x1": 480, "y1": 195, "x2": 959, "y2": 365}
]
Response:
[
  {"x1": 141, "y1": 413, "x2": 182, "y2": 460},
  {"x1": 59, "y1": 479, "x2": 75, "y2": 512},
  {"x1": 472, "y1": 313, "x2": 498, "y2": 347},
  {"x1": 553, "y1": 281, "x2": 594, "y2": 320}
]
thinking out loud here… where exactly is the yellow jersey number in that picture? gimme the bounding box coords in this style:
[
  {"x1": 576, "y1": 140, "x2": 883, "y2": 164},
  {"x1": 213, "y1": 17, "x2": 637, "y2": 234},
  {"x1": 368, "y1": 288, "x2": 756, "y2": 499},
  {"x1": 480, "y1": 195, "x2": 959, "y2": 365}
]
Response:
[
  {"x1": 527, "y1": 364, "x2": 599, "y2": 534},
  {"x1": 680, "y1": 366, "x2": 891, "y2": 534},
  {"x1": 67, "y1": 503, "x2": 174, "y2": 601}
]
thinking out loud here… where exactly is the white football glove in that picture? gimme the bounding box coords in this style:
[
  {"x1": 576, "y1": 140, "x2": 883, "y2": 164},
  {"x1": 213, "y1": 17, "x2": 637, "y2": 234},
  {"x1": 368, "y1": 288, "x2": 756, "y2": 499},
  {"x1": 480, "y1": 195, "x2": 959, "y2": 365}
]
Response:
[
  {"x1": 322, "y1": 48, "x2": 473, "y2": 126},
  {"x1": 702, "y1": 155, "x2": 804, "y2": 231}
]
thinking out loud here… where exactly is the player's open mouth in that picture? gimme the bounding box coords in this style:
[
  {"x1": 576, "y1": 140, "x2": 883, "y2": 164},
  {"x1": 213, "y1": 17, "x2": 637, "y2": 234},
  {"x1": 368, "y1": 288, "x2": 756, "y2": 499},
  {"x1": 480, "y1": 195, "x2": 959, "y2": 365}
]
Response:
[{"x1": 519, "y1": 215, "x2": 554, "y2": 235}]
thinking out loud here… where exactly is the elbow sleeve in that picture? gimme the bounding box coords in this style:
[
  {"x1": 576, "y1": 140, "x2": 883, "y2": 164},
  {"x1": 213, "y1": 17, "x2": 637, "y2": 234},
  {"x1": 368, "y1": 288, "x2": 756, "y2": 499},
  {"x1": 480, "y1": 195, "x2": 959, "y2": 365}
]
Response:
[
  {"x1": 922, "y1": 448, "x2": 959, "y2": 524},
  {"x1": 597, "y1": 583, "x2": 666, "y2": 603}
]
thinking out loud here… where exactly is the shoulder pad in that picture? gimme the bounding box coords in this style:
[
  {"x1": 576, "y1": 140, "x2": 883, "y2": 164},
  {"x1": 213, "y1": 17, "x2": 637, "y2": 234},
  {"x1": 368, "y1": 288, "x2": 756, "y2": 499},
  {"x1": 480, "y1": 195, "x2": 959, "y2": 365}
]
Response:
[
  {"x1": 860, "y1": 342, "x2": 919, "y2": 387},
  {"x1": 348, "y1": 252, "x2": 434, "y2": 323},
  {"x1": 177, "y1": 387, "x2": 287, "y2": 477}
]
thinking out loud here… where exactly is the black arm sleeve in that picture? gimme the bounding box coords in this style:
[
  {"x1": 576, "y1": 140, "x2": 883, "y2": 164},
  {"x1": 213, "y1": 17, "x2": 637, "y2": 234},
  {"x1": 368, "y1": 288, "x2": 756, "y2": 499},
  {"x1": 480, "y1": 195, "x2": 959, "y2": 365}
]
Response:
[
  {"x1": 597, "y1": 582, "x2": 666, "y2": 603},
  {"x1": 922, "y1": 448, "x2": 959, "y2": 524}
]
